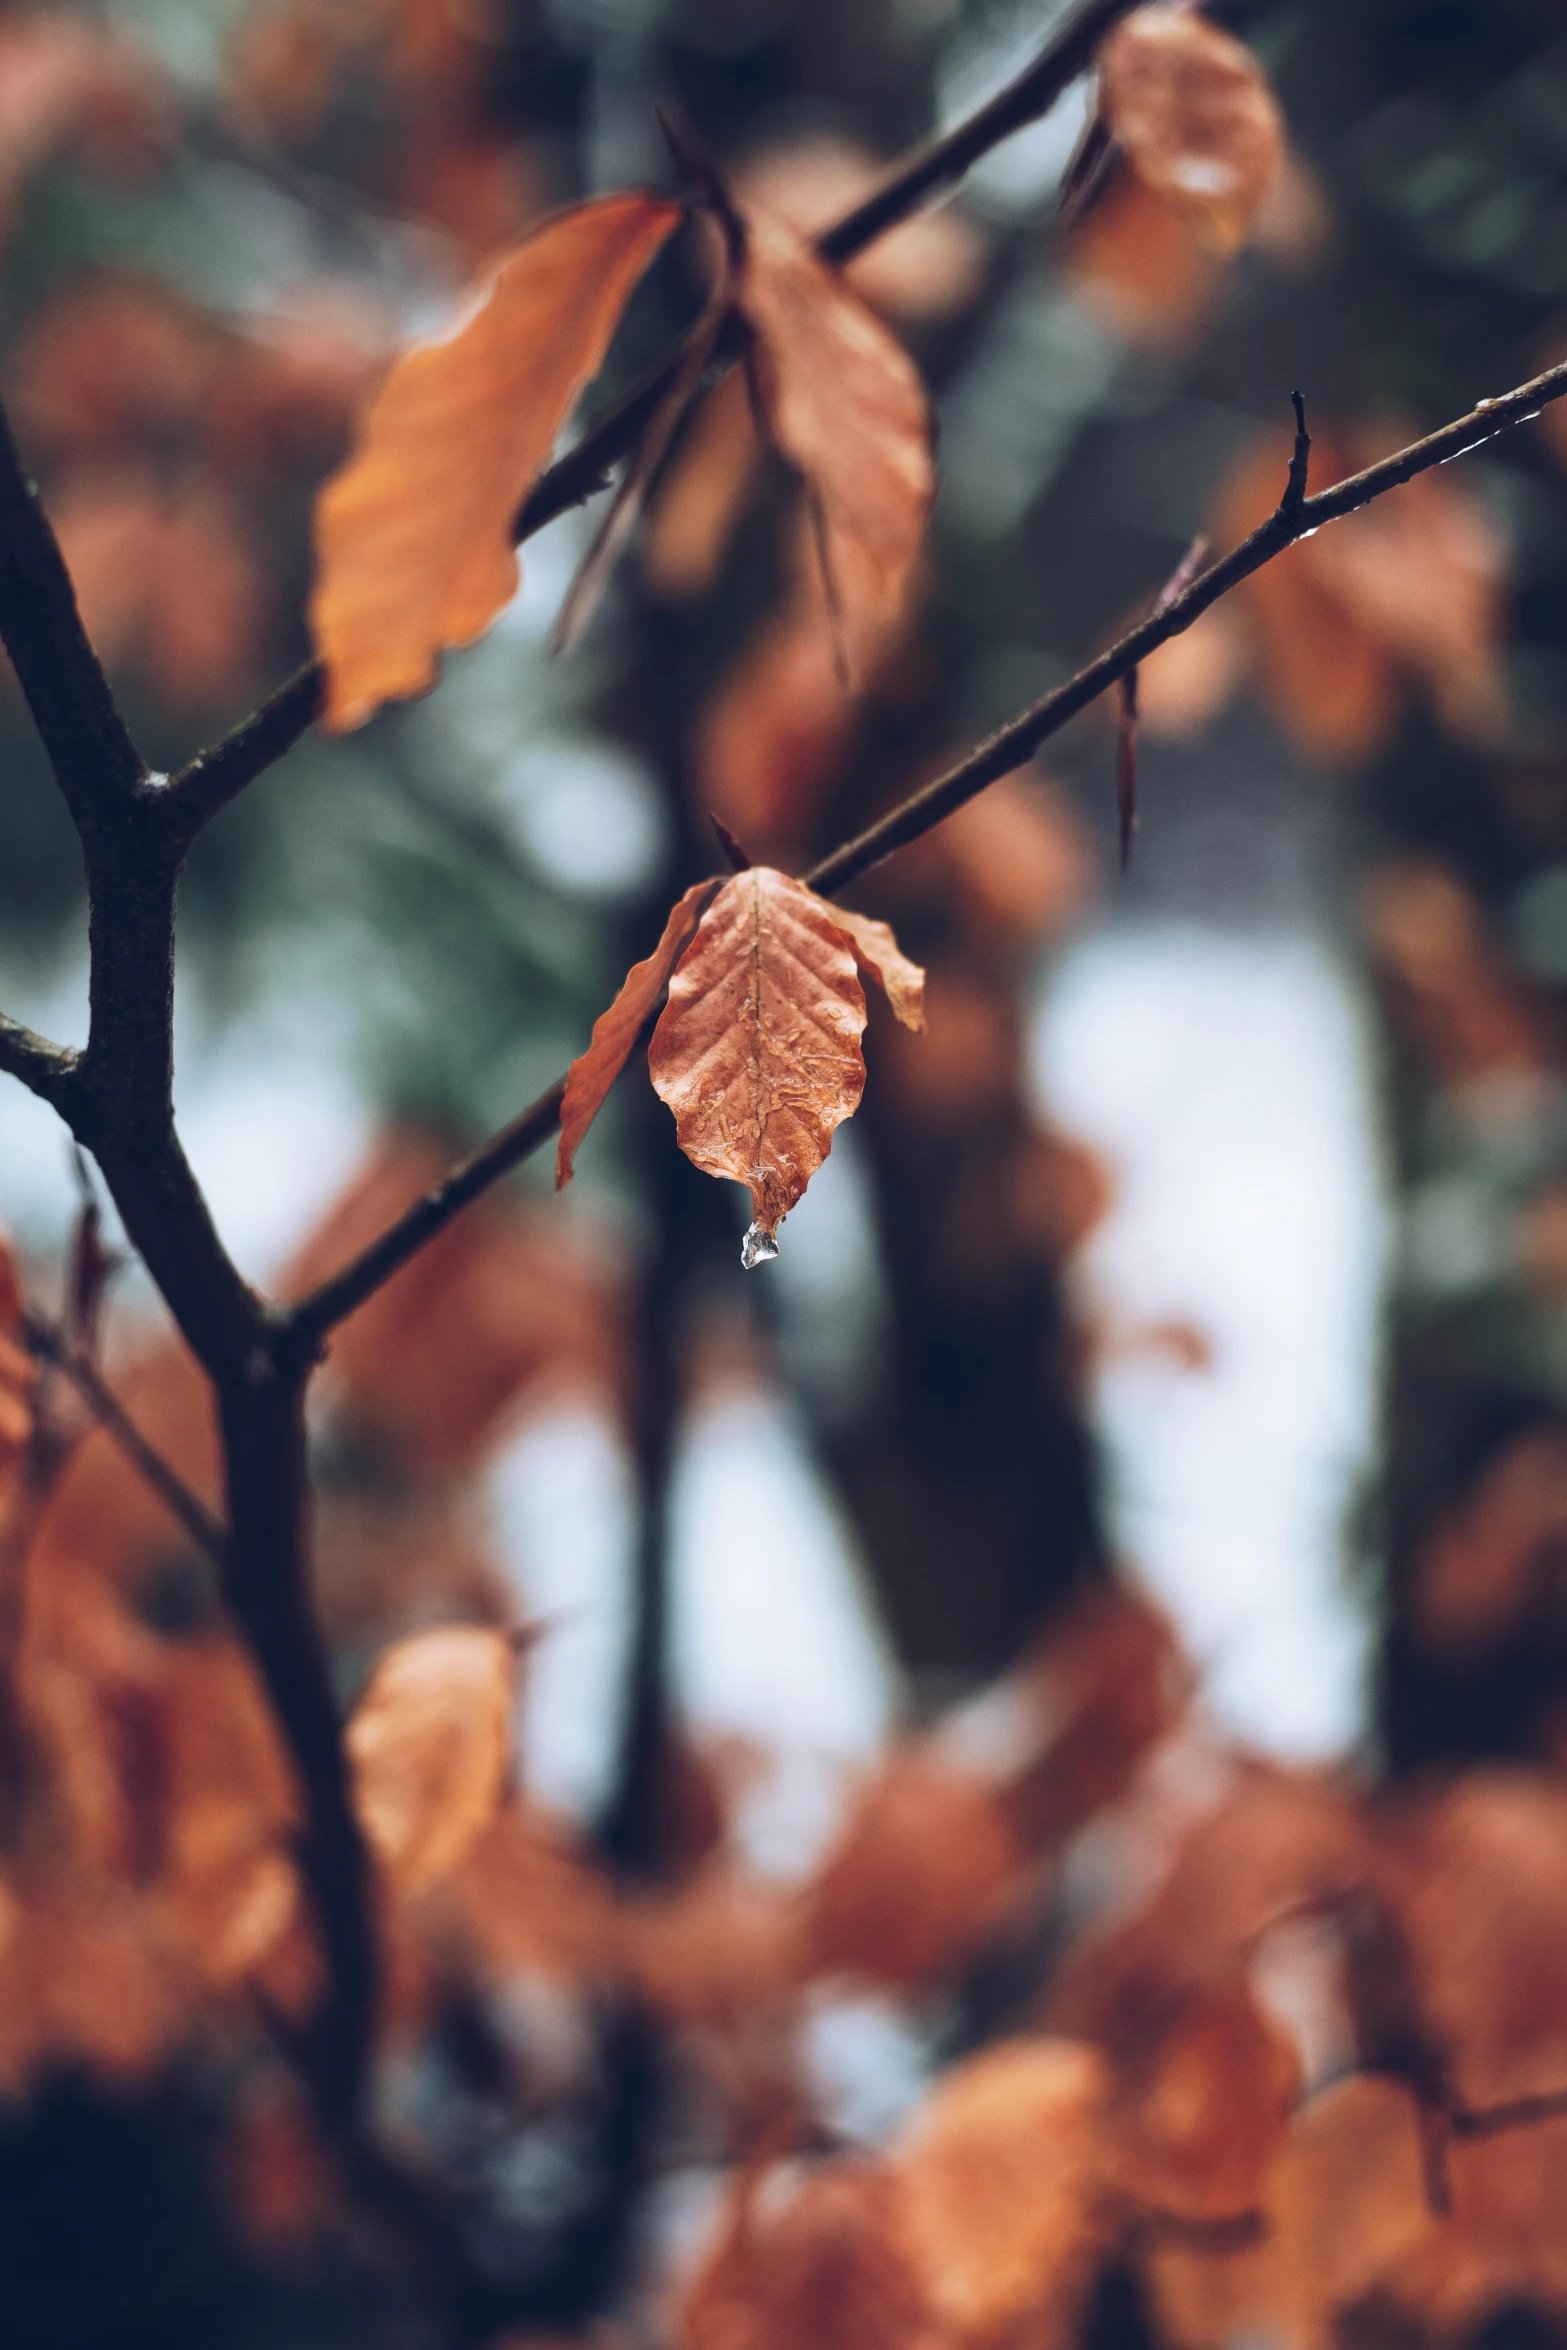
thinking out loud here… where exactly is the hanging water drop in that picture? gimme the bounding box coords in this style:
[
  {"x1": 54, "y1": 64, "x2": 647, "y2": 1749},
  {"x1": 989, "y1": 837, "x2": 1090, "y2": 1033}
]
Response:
[{"x1": 741, "y1": 1220, "x2": 779, "y2": 1270}]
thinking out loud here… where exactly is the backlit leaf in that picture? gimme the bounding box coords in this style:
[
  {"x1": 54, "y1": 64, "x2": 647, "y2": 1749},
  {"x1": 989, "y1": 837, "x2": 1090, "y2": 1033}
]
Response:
[
  {"x1": 346, "y1": 1625, "x2": 514, "y2": 1895},
  {"x1": 737, "y1": 200, "x2": 934, "y2": 686},
  {"x1": 892, "y1": 2037, "x2": 1107, "y2": 2344},
  {"x1": 1099, "y1": 6, "x2": 1284, "y2": 255},
  {"x1": 557, "y1": 882, "x2": 716, "y2": 1189},
  {"x1": 310, "y1": 192, "x2": 681, "y2": 731}
]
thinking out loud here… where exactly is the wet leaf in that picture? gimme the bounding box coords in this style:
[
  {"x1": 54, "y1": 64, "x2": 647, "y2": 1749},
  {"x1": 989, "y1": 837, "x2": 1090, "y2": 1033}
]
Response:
[
  {"x1": 557, "y1": 882, "x2": 716, "y2": 1189},
  {"x1": 347, "y1": 1625, "x2": 515, "y2": 1894},
  {"x1": 738, "y1": 198, "x2": 934, "y2": 686},
  {"x1": 1099, "y1": 6, "x2": 1284, "y2": 255},
  {"x1": 310, "y1": 192, "x2": 681, "y2": 730},
  {"x1": 648, "y1": 868, "x2": 877, "y2": 1244},
  {"x1": 827, "y1": 907, "x2": 925, "y2": 1031}
]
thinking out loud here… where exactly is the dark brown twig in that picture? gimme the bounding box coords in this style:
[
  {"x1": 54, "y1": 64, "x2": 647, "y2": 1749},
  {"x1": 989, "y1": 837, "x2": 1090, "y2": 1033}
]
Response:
[
  {"x1": 0, "y1": 404, "x2": 376, "y2": 2133},
  {"x1": 286, "y1": 355, "x2": 1567, "y2": 1310},
  {"x1": 282, "y1": 1080, "x2": 568, "y2": 1359},
  {"x1": 18, "y1": 1313, "x2": 228, "y2": 1563},
  {"x1": 1115, "y1": 531, "x2": 1209, "y2": 869},
  {"x1": 160, "y1": 0, "x2": 1149, "y2": 835}
]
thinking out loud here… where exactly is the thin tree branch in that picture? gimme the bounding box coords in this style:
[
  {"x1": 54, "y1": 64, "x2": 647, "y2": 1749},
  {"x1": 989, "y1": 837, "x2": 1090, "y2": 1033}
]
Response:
[
  {"x1": 0, "y1": 405, "x2": 145, "y2": 823},
  {"x1": 18, "y1": 1312, "x2": 228, "y2": 1563},
  {"x1": 161, "y1": 0, "x2": 1147, "y2": 834},
  {"x1": 806, "y1": 360, "x2": 1567, "y2": 896},
  {"x1": 0, "y1": 394, "x2": 379, "y2": 2133},
  {"x1": 0, "y1": 1015, "x2": 78, "y2": 1112},
  {"x1": 282, "y1": 357, "x2": 1567, "y2": 1315},
  {"x1": 165, "y1": 659, "x2": 324, "y2": 846},
  {"x1": 816, "y1": 0, "x2": 1132, "y2": 263},
  {"x1": 281, "y1": 1079, "x2": 567, "y2": 1358}
]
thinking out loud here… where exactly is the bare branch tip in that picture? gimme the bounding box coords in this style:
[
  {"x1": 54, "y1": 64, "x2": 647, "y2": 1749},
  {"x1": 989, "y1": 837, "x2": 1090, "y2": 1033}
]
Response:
[
  {"x1": 711, "y1": 814, "x2": 752, "y2": 872},
  {"x1": 1280, "y1": 389, "x2": 1311, "y2": 518}
]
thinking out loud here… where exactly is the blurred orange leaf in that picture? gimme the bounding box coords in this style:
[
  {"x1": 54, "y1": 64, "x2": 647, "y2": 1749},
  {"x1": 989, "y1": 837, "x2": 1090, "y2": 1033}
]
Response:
[
  {"x1": 1145, "y1": 2074, "x2": 1435, "y2": 2348},
  {"x1": 734, "y1": 136, "x2": 985, "y2": 327},
  {"x1": 0, "y1": 1236, "x2": 32, "y2": 1482},
  {"x1": 310, "y1": 192, "x2": 681, "y2": 730},
  {"x1": 738, "y1": 198, "x2": 934, "y2": 686},
  {"x1": 1099, "y1": 5, "x2": 1284, "y2": 255},
  {"x1": 681, "y1": 2158, "x2": 931, "y2": 2350},
  {"x1": 800, "y1": 1750, "x2": 1022, "y2": 1986},
  {"x1": 47, "y1": 468, "x2": 265, "y2": 711},
  {"x1": 557, "y1": 881, "x2": 716, "y2": 1189},
  {"x1": 347, "y1": 1625, "x2": 515, "y2": 1894},
  {"x1": 1100, "y1": 1979, "x2": 1302, "y2": 2222},
  {"x1": 892, "y1": 2037, "x2": 1107, "y2": 2346},
  {"x1": 649, "y1": 869, "x2": 921, "y2": 1245},
  {"x1": 644, "y1": 368, "x2": 762, "y2": 602}
]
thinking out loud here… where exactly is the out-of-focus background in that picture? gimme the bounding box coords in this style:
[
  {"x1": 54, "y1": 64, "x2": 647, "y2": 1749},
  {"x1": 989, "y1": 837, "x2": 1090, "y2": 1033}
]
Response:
[{"x1": 4, "y1": 0, "x2": 1567, "y2": 2341}]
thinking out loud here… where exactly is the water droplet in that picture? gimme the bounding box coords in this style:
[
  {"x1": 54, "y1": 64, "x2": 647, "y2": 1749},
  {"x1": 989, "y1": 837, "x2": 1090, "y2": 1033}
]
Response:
[
  {"x1": 1476, "y1": 396, "x2": 1497, "y2": 409},
  {"x1": 1296, "y1": 525, "x2": 1320, "y2": 539},
  {"x1": 741, "y1": 1221, "x2": 779, "y2": 1270}
]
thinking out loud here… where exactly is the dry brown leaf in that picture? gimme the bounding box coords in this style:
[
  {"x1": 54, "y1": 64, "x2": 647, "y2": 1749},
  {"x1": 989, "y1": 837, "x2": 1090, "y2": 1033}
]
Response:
[
  {"x1": 1134, "y1": 600, "x2": 1248, "y2": 738},
  {"x1": 1068, "y1": 168, "x2": 1223, "y2": 348},
  {"x1": 697, "y1": 599, "x2": 861, "y2": 852},
  {"x1": 154, "y1": 1638, "x2": 300, "y2": 1987},
  {"x1": 557, "y1": 882, "x2": 716, "y2": 1188},
  {"x1": 892, "y1": 2037, "x2": 1107, "y2": 2346},
  {"x1": 283, "y1": 1133, "x2": 623, "y2": 1467},
  {"x1": 0, "y1": 15, "x2": 169, "y2": 231},
  {"x1": 347, "y1": 1625, "x2": 515, "y2": 1895},
  {"x1": 680, "y1": 2158, "x2": 934, "y2": 2350},
  {"x1": 0, "y1": 1874, "x2": 187, "y2": 2097},
  {"x1": 433, "y1": 1802, "x2": 618, "y2": 1985},
  {"x1": 310, "y1": 192, "x2": 681, "y2": 731},
  {"x1": 1410, "y1": 1428, "x2": 1567, "y2": 1655},
  {"x1": 1371, "y1": 1771, "x2": 1567, "y2": 2114},
  {"x1": 644, "y1": 368, "x2": 763, "y2": 601},
  {"x1": 1100, "y1": 1978, "x2": 1302, "y2": 2222},
  {"x1": 1360, "y1": 860, "x2": 1551, "y2": 1085},
  {"x1": 648, "y1": 869, "x2": 884, "y2": 1246},
  {"x1": 0, "y1": 1236, "x2": 32, "y2": 1484},
  {"x1": 827, "y1": 907, "x2": 926, "y2": 1031},
  {"x1": 995, "y1": 1588, "x2": 1186, "y2": 1850},
  {"x1": 1144, "y1": 2075, "x2": 1434, "y2": 2349},
  {"x1": 45, "y1": 468, "x2": 265, "y2": 712},
  {"x1": 800, "y1": 1750, "x2": 1022, "y2": 1986},
  {"x1": 1212, "y1": 427, "x2": 1507, "y2": 762},
  {"x1": 738, "y1": 199, "x2": 934, "y2": 686},
  {"x1": 735, "y1": 136, "x2": 985, "y2": 327},
  {"x1": 1099, "y1": 5, "x2": 1284, "y2": 255},
  {"x1": 1304, "y1": 452, "x2": 1507, "y2": 743},
  {"x1": 1390, "y1": 2111, "x2": 1567, "y2": 2333}
]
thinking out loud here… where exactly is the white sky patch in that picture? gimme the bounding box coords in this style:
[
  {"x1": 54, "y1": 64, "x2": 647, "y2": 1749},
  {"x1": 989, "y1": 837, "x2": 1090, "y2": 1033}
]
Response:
[
  {"x1": 489, "y1": 1405, "x2": 639, "y2": 1823},
  {"x1": 1034, "y1": 924, "x2": 1389, "y2": 1760}
]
